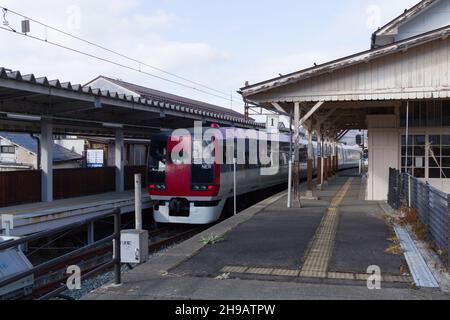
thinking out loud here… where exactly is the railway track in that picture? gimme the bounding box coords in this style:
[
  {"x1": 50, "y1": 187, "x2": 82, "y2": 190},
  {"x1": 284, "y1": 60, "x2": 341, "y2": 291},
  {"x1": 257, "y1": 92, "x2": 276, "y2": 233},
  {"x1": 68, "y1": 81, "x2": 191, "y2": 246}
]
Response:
[{"x1": 28, "y1": 225, "x2": 204, "y2": 299}]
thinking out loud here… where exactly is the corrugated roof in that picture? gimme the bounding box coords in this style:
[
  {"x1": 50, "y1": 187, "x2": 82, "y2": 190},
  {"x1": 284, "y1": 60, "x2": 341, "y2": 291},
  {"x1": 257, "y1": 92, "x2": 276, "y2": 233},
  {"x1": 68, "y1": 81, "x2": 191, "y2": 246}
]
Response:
[
  {"x1": 0, "y1": 132, "x2": 83, "y2": 162},
  {"x1": 89, "y1": 76, "x2": 246, "y2": 119},
  {"x1": 240, "y1": 24, "x2": 450, "y2": 97},
  {"x1": 0, "y1": 68, "x2": 260, "y2": 127}
]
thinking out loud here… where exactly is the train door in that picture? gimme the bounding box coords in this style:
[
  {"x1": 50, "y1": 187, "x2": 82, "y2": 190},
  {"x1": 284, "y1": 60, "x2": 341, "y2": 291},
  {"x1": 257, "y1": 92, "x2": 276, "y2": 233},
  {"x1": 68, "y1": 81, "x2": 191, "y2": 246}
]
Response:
[{"x1": 166, "y1": 135, "x2": 192, "y2": 196}]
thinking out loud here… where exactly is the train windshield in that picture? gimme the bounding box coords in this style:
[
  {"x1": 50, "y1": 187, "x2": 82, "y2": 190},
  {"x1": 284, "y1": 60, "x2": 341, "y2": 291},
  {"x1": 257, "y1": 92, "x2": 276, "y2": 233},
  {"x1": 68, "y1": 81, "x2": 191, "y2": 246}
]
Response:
[
  {"x1": 191, "y1": 139, "x2": 215, "y2": 185},
  {"x1": 148, "y1": 140, "x2": 167, "y2": 184}
]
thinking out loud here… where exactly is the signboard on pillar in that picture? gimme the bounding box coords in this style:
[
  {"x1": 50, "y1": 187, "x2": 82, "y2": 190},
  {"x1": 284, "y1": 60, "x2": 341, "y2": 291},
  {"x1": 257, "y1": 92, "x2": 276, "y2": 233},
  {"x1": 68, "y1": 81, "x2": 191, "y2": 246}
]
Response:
[{"x1": 266, "y1": 115, "x2": 280, "y2": 134}]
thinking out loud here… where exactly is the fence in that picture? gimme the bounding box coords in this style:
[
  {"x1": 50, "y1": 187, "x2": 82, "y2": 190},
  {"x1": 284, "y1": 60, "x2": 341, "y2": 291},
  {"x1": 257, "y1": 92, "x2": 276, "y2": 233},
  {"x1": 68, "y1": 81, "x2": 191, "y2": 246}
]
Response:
[
  {"x1": 0, "y1": 166, "x2": 147, "y2": 207},
  {"x1": 53, "y1": 167, "x2": 116, "y2": 199},
  {"x1": 0, "y1": 209, "x2": 121, "y2": 300},
  {"x1": 388, "y1": 168, "x2": 450, "y2": 269},
  {"x1": 0, "y1": 170, "x2": 41, "y2": 207}
]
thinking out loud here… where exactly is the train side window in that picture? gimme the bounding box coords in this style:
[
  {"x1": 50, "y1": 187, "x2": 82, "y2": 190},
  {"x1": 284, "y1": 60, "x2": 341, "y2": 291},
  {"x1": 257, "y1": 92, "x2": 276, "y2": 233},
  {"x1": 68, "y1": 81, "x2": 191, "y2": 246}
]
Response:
[
  {"x1": 281, "y1": 152, "x2": 288, "y2": 166},
  {"x1": 251, "y1": 138, "x2": 260, "y2": 169},
  {"x1": 234, "y1": 138, "x2": 247, "y2": 171}
]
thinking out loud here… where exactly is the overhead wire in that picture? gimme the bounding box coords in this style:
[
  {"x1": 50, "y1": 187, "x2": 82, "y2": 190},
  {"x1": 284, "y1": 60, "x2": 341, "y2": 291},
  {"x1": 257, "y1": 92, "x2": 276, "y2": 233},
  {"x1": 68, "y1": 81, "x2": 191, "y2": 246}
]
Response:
[{"x1": 0, "y1": 5, "x2": 245, "y2": 107}]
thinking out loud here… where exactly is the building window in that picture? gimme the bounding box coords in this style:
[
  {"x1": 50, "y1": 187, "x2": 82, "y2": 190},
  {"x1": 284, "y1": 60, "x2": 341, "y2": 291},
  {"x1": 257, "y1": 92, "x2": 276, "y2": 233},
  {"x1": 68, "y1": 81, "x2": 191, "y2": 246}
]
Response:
[
  {"x1": 400, "y1": 100, "x2": 450, "y2": 128},
  {"x1": 401, "y1": 135, "x2": 425, "y2": 178},
  {"x1": 428, "y1": 135, "x2": 450, "y2": 179},
  {"x1": 0, "y1": 146, "x2": 15, "y2": 154}
]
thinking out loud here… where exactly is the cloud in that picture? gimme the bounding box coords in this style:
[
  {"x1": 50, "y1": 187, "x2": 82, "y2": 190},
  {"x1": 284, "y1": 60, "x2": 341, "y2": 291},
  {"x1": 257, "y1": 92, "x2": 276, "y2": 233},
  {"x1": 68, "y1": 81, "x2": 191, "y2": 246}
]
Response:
[
  {"x1": 0, "y1": 0, "x2": 228, "y2": 83},
  {"x1": 0, "y1": 0, "x2": 426, "y2": 111},
  {"x1": 237, "y1": 0, "x2": 420, "y2": 88},
  {"x1": 129, "y1": 10, "x2": 178, "y2": 30},
  {"x1": 241, "y1": 51, "x2": 345, "y2": 86},
  {"x1": 330, "y1": 0, "x2": 419, "y2": 34}
]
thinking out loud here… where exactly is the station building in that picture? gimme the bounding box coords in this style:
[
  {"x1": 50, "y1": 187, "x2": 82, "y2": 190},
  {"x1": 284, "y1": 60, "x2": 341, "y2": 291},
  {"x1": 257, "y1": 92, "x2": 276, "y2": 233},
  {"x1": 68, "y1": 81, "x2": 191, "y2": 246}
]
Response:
[{"x1": 240, "y1": 0, "x2": 450, "y2": 200}]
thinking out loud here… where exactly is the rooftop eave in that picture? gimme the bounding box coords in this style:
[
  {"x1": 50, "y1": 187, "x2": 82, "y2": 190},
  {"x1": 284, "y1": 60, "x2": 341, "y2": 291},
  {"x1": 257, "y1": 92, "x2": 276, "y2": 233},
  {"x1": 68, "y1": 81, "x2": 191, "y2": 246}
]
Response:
[{"x1": 0, "y1": 68, "x2": 262, "y2": 129}]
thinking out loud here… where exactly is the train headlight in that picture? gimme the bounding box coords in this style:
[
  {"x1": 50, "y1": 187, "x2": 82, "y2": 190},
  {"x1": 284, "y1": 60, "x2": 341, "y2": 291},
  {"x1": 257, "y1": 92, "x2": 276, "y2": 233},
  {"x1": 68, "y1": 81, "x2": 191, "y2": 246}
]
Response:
[
  {"x1": 192, "y1": 185, "x2": 216, "y2": 191},
  {"x1": 150, "y1": 184, "x2": 165, "y2": 190}
]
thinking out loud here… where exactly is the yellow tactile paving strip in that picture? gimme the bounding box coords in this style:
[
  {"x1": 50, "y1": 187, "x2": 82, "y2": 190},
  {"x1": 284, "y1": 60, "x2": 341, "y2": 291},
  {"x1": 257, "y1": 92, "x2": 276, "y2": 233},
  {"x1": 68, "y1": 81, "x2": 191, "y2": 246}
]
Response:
[
  {"x1": 220, "y1": 266, "x2": 412, "y2": 283},
  {"x1": 299, "y1": 178, "x2": 354, "y2": 278}
]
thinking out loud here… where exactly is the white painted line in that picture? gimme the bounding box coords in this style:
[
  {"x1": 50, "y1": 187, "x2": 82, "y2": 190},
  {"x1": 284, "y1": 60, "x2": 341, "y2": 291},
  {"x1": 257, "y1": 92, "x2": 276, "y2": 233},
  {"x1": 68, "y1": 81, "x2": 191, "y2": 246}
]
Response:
[{"x1": 394, "y1": 225, "x2": 439, "y2": 288}]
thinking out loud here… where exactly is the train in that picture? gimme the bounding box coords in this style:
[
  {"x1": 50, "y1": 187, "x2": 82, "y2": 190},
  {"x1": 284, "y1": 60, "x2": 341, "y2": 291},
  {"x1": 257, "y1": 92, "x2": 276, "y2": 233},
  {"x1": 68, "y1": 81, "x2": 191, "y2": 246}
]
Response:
[{"x1": 147, "y1": 126, "x2": 361, "y2": 225}]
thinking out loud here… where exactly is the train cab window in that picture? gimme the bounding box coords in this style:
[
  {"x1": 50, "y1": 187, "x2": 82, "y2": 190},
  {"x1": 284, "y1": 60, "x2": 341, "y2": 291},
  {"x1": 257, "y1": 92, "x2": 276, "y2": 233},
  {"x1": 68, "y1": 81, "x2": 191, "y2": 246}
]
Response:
[
  {"x1": 148, "y1": 141, "x2": 167, "y2": 184},
  {"x1": 191, "y1": 139, "x2": 215, "y2": 187}
]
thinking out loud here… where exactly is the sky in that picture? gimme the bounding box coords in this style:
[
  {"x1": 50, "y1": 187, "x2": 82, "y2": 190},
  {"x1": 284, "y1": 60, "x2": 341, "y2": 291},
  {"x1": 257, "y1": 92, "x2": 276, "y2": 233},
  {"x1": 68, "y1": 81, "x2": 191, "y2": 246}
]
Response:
[{"x1": 0, "y1": 0, "x2": 419, "y2": 115}]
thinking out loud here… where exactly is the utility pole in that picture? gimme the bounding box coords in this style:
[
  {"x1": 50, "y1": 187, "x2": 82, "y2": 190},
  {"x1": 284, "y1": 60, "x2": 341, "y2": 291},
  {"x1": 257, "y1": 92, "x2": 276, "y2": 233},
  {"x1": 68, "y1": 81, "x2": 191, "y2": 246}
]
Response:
[{"x1": 293, "y1": 102, "x2": 302, "y2": 207}]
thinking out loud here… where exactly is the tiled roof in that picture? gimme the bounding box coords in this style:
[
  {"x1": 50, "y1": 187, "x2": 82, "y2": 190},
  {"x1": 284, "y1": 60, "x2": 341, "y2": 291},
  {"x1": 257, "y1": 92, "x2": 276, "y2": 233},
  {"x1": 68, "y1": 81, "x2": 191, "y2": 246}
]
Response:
[
  {"x1": 0, "y1": 68, "x2": 260, "y2": 127},
  {"x1": 91, "y1": 76, "x2": 246, "y2": 119}
]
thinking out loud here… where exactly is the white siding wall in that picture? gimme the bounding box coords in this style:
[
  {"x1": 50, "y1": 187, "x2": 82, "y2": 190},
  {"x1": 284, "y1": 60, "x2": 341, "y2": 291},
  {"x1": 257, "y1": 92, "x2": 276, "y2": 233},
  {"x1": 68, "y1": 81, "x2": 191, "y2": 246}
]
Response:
[
  {"x1": 367, "y1": 115, "x2": 400, "y2": 201},
  {"x1": 253, "y1": 37, "x2": 450, "y2": 103},
  {"x1": 0, "y1": 138, "x2": 16, "y2": 164}
]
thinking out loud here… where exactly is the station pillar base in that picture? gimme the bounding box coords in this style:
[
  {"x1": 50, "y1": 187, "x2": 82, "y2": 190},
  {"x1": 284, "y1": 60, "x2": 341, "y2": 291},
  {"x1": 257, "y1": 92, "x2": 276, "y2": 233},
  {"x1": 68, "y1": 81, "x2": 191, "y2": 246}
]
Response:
[{"x1": 301, "y1": 191, "x2": 319, "y2": 201}]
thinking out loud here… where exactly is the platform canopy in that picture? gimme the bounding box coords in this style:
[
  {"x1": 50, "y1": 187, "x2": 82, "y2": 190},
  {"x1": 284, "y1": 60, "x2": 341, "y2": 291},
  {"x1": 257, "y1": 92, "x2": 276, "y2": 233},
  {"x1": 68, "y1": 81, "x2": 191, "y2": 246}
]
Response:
[
  {"x1": 240, "y1": 25, "x2": 450, "y2": 136},
  {"x1": 0, "y1": 68, "x2": 261, "y2": 138}
]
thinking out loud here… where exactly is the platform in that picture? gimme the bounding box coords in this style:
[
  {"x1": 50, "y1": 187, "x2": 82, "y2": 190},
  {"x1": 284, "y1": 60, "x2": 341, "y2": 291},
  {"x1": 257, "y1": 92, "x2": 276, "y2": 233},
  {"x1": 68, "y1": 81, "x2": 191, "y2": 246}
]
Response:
[
  {"x1": 85, "y1": 170, "x2": 449, "y2": 300},
  {"x1": 0, "y1": 190, "x2": 152, "y2": 236}
]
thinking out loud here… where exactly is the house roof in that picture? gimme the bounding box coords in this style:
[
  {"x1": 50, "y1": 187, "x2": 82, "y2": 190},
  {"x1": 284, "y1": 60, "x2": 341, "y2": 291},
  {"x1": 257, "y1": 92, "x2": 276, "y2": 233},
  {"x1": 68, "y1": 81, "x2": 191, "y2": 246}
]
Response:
[
  {"x1": 0, "y1": 68, "x2": 261, "y2": 130},
  {"x1": 82, "y1": 136, "x2": 151, "y2": 145},
  {"x1": 0, "y1": 132, "x2": 83, "y2": 162},
  {"x1": 373, "y1": 0, "x2": 438, "y2": 39},
  {"x1": 86, "y1": 76, "x2": 246, "y2": 120},
  {"x1": 240, "y1": 24, "x2": 450, "y2": 97}
]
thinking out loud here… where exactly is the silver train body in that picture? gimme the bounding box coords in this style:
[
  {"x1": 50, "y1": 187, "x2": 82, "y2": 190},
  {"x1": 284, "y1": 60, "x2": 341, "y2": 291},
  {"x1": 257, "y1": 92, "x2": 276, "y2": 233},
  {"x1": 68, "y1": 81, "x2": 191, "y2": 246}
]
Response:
[{"x1": 148, "y1": 129, "x2": 361, "y2": 225}]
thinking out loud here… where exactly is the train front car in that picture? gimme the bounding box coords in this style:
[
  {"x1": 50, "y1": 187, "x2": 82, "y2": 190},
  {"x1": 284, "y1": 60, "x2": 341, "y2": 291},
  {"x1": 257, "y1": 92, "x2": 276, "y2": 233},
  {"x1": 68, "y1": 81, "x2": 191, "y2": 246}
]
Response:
[
  {"x1": 148, "y1": 129, "x2": 224, "y2": 225},
  {"x1": 148, "y1": 127, "x2": 291, "y2": 225}
]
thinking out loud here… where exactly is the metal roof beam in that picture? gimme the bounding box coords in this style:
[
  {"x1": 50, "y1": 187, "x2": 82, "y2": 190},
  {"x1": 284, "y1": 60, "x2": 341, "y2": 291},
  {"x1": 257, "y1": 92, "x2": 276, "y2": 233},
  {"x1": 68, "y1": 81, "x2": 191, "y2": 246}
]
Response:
[
  {"x1": 336, "y1": 130, "x2": 350, "y2": 141},
  {"x1": 316, "y1": 107, "x2": 338, "y2": 126}
]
